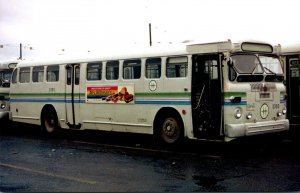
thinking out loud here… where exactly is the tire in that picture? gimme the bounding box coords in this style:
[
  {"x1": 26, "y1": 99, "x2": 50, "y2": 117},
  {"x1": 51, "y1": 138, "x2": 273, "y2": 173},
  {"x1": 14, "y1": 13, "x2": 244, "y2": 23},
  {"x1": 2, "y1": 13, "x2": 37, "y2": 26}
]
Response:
[
  {"x1": 41, "y1": 108, "x2": 59, "y2": 133},
  {"x1": 158, "y1": 115, "x2": 183, "y2": 145}
]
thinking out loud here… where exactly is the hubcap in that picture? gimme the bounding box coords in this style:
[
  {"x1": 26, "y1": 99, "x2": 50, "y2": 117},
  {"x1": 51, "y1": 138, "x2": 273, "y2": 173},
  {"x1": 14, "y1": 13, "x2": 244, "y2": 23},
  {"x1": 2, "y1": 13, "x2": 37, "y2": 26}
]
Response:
[{"x1": 161, "y1": 117, "x2": 180, "y2": 143}]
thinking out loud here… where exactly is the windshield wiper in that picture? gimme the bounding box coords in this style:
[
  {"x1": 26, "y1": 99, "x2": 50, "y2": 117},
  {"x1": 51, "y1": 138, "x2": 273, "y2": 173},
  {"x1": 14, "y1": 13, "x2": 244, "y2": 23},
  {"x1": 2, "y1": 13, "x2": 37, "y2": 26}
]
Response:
[{"x1": 263, "y1": 66, "x2": 276, "y2": 75}]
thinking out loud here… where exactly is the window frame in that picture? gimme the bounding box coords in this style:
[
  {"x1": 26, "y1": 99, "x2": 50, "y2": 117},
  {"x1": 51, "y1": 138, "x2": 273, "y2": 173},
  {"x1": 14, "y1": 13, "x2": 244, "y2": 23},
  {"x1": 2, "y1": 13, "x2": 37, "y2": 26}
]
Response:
[
  {"x1": 19, "y1": 67, "x2": 31, "y2": 83},
  {"x1": 123, "y1": 59, "x2": 141, "y2": 80},
  {"x1": 87, "y1": 62, "x2": 102, "y2": 81},
  {"x1": 46, "y1": 65, "x2": 60, "y2": 82},
  {"x1": 106, "y1": 60, "x2": 119, "y2": 80},
  {"x1": 166, "y1": 56, "x2": 188, "y2": 78},
  {"x1": 32, "y1": 66, "x2": 45, "y2": 83},
  {"x1": 145, "y1": 58, "x2": 162, "y2": 79},
  {"x1": 11, "y1": 68, "x2": 18, "y2": 84}
]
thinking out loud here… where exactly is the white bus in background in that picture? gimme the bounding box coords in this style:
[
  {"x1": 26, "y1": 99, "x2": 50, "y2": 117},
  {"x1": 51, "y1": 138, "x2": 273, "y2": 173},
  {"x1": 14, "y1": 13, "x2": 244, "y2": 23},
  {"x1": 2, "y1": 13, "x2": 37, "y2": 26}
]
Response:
[
  {"x1": 0, "y1": 60, "x2": 18, "y2": 122},
  {"x1": 281, "y1": 43, "x2": 300, "y2": 132},
  {"x1": 9, "y1": 40, "x2": 289, "y2": 144}
]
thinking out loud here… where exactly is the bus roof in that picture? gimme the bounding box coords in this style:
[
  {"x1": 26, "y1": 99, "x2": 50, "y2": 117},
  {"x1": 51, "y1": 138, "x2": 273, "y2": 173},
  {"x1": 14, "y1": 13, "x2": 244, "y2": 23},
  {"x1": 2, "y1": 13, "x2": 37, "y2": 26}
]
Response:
[
  {"x1": 281, "y1": 43, "x2": 300, "y2": 55},
  {"x1": 16, "y1": 40, "x2": 276, "y2": 68},
  {"x1": 0, "y1": 59, "x2": 20, "y2": 69},
  {"x1": 16, "y1": 45, "x2": 187, "y2": 68}
]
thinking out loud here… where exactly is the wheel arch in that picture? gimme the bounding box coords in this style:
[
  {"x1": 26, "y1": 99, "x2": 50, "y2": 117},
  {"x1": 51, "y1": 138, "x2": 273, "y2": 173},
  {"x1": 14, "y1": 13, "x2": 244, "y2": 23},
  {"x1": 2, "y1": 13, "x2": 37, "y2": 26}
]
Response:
[
  {"x1": 153, "y1": 107, "x2": 185, "y2": 138},
  {"x1": 40, "y1": 104, "x2": 60, "y2": 127}
]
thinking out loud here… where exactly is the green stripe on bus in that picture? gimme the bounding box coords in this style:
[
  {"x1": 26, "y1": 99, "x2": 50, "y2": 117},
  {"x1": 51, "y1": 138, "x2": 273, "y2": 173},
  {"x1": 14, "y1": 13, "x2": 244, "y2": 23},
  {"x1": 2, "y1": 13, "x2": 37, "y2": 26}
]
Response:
[
  {"x1": 10, "y1": 92, "x2": 190, "y2": 98},
  {"x1": 10, "y1": 93, "x2": 85, "y2": 97},
  {"x1": 10, "y1": 92, "x2": 248, "y2": 98},
  {"x1": 0, "y1": 93, "x2": 9, "y2": 96},
  {"x1": 135, "y1": 92, "x2": 191, "y2": 97},
  {"x1": 280, "y1": 91, "x2": 286, "y2": 95}
]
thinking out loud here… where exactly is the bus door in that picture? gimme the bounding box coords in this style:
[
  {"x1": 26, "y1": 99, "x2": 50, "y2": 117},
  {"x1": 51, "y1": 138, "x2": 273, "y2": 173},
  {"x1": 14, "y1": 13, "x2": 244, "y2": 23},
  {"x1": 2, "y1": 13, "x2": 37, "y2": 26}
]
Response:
[
  {"x1": 65, "y1": 64, "x2": 81, "y2": 129},
  {"x1": 192, "y1": 54, "x2": 223, "y2": 139},
  {"x1": 287, "y1": 56, "x2": 300, "y2": 127}
]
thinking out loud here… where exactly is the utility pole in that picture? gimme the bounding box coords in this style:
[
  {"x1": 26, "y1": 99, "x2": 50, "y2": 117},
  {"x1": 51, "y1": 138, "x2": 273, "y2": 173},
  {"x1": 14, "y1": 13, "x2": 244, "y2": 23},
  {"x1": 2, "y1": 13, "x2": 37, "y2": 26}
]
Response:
[
  {"x1": 149, "y1": 23, "x2": 152, "y2": 46},
  {"x1": 19, "y1": 43, "x2": 22, "y2": 60}
]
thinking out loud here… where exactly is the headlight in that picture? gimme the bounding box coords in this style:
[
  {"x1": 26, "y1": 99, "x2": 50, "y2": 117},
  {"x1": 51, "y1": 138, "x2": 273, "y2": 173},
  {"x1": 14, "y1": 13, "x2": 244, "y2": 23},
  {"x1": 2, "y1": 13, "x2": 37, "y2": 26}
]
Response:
[
  {"x1": 234, "y1": 108, "x2": 242, "y2": 119},
  {"x1": 277, "y1": 112, "x2": 282, "y2": 117},
  {"x1": 282, "y1": 109, "x2": 287, "y2": 115},
  {"x1": 246, "y1": 112, "x2": 252, "y2": 119},
  {"x1": 0, "y1": 103, "x2": 6, "y2": 109}
]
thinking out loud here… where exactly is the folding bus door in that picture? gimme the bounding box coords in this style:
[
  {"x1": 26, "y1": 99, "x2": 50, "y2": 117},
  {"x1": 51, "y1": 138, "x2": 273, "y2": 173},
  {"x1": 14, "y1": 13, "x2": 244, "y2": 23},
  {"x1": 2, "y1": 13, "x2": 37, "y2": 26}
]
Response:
[
  {"x1": 65, "y1": 64, "x2": 81, "y2": 129},
  {"x1": 287, "y1": 57, "x2": 300, "y2": 127},
  {"x1": 192, "y1": 54, "x2": 223, "y2": 139}
]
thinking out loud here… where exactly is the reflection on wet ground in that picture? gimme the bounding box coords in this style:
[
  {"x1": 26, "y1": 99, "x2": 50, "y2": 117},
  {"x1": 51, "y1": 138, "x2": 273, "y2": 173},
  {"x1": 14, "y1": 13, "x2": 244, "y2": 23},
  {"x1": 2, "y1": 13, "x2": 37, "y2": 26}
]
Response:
[{"x1": 1, "y1": 122, "x2": 300, "y2": 192}]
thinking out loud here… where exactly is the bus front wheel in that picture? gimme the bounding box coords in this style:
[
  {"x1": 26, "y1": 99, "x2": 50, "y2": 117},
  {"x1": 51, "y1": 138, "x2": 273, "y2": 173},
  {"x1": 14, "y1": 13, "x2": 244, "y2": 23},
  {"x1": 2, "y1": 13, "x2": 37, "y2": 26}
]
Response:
[
  {"x1": 41, "y1": 107, "x2": 59, "y2": 133},
  {"x1": 158, "y1": 116, "x2": 183, "y2": 145}
]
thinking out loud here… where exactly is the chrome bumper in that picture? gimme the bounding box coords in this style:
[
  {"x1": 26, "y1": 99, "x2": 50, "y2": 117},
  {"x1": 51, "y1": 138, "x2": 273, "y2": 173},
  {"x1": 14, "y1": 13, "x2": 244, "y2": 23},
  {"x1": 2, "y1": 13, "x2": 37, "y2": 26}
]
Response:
[{"x1": 225, "y1": 119, "x2": 289, "y2": 140}]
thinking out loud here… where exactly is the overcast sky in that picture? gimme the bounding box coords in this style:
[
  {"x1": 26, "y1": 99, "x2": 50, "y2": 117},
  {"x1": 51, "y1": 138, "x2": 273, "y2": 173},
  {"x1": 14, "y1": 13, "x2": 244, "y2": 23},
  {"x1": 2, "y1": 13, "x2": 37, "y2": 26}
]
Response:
[{"x1": 1, "y1": 0, "x2": 300, "y2": 60}]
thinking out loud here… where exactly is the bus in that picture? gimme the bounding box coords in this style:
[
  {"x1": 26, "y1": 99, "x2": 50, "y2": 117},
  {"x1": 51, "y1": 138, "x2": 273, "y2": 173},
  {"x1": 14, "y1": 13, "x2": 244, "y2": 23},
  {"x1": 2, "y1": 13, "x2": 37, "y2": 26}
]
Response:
[
  {"x1": 0, "y1": 60, "x2": 18, "y2": 122},
  {"x1": 281, "y1": 43, "x2": 300, "y2": 132},
  {"x1": 9, "y1": 40, "x2": 289, "y2": 144}
]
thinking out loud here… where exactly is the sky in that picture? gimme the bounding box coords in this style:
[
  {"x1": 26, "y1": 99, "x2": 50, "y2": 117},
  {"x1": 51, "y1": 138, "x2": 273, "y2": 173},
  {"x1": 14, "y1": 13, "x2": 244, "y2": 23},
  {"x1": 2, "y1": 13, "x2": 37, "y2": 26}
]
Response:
[{"x1": 1, "y1": 0, "x2": 300, "y2": 60}]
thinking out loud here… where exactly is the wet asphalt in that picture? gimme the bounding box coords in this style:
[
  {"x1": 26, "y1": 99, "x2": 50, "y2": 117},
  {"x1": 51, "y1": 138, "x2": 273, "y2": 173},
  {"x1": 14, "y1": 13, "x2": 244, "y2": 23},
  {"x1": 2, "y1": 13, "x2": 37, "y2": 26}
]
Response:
[{"x1": 1, "y1": 122, "x2": 300, "y2": 192}]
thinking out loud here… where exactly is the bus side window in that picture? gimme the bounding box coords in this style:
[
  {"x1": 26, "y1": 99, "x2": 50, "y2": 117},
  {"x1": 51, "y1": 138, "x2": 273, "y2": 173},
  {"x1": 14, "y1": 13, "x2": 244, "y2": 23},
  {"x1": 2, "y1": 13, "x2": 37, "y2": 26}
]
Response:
[
  {"x1": 106, "y1": 61, "x2": 119, "y2": 80},
  {"x1": 47, "y1": 65, "x2": 59, "y2": 82},
  {"x1": 87, "y1": 62, "x2": 102, "y2": 80},
  {"x1": 146, "y1": 58, "x2": 161, "y2": 79},
  {"x1": 32, "y1": 66, "x2": 44, "y2": 82},
  {"x1": 12, "y1": 69, "x2": 18, "y2": 84},
  {"x1": 75, "y1": 66, "x2": 80, "y2": 85},
  {"x1": 19, "y1": 67, "x2": 31, "y2": 83},
  {"x1": 205, "y1": 60, "x2": 218, "y2": 80},
  {"x1": 123, "y1": 59, "x2": 141, "y2": 79},
  {"x1": 166, "y1": 56, "x2": 188, "y2": 78},
  {"x1": 67, "y1": 66, "x2": 72, "y2": 85}
]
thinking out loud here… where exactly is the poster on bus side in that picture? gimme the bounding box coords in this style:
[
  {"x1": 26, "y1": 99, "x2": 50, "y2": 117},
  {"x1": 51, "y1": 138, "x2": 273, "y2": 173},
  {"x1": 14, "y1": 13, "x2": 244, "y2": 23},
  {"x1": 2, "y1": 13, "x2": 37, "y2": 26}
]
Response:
[{"x1": 86, "y1": 85, "x2": 134, "y2": 104}]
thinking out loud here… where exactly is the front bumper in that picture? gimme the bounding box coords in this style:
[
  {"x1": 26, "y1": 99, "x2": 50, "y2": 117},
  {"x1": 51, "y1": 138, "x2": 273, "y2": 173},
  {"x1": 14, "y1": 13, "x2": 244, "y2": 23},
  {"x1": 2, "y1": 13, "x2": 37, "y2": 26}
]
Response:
[{"x1": 225, "y1": 119, "x2": 289, "y2": 140}]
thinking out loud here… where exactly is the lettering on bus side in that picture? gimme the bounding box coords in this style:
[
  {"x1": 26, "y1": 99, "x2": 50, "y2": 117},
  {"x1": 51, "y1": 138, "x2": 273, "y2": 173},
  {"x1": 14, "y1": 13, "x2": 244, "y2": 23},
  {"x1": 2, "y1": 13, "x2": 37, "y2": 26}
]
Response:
[{"x1": 273, "y1": 104, "x2": 280, "y2": 109}]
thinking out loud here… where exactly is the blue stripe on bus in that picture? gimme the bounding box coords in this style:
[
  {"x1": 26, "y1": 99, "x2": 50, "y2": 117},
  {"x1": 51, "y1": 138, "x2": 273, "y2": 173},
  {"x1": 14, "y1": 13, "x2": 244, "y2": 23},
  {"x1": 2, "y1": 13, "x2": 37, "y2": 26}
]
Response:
[
  {"x1": 9, "y1": 98, "x2": 285, "y2": 106},
  {"x1": 10, "y1": 99, "x2": 84, "y2": 103},
  {"x1": 224, "y1": 101, "x2": 247, "y2": 106},
  {"x1": 135, "y1": 100, "x2": 191, "y2": 105}
]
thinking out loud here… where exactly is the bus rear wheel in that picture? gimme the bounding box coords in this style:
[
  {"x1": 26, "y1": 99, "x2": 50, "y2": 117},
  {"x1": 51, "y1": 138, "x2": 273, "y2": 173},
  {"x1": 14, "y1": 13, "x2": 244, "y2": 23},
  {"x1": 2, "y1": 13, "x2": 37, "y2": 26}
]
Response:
[
  {"x1": 41, "y1": 107, "x2": 59, "y2": 133},
  {"x1": 159, "y1": 116, "x2": 182, "y2": 145}
]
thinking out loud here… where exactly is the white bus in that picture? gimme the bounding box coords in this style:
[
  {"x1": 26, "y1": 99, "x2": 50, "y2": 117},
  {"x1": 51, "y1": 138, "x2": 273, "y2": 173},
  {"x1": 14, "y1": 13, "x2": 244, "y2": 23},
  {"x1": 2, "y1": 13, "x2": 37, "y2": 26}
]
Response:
[
  {"x1": 9, "y1": 40, "x2": 289, "y2": 144},
  {"x1": 0, "y1": 60, "x2": 18, "y2": 122},
  {"x1": 281, "y1": 43, "x2": 300, "y2": 131}
]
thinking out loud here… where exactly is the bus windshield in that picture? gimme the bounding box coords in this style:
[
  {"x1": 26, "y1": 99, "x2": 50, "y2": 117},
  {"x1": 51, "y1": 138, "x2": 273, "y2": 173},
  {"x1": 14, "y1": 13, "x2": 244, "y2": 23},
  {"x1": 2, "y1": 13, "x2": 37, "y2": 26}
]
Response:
[
  {"x1": 230, "y1": 54, "x2": 284, "y2": 82},
  {"x1": 0, "y1": 70, "x2": 12, "y2": 87}
]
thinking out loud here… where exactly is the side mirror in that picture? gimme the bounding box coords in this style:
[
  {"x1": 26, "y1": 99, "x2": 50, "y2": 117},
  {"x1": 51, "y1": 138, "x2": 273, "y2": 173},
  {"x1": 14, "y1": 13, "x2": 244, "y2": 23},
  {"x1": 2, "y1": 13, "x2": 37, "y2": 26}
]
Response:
[{"x1": 227, "y1": 57, "x2": 233, "y2": 67}]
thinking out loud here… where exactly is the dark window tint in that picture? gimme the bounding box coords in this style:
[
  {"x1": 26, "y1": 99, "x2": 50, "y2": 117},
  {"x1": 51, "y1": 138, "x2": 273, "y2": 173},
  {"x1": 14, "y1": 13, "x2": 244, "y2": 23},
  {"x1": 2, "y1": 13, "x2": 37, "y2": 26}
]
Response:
[
  {"x1": 123, "y1": 59, "x2": 141, "y2": 79},
  {"x1": 166, "y1": 56, "x2": 188, "y2": 78},
  {"x1": 47, "y1": 66, "x2": 59, "y2": 82},
  {"x1": 32, "y1": 66, "x2": 44, "y2": 82},
  {"x1": 87, "y1": 62, "x2": 102, "y2": 80},
  {"x1": 19, "y1": 67, "x2": 30, "y2": 83},
  {"x1": 146, "y1": 58, "x2": 161, "y2": 79},
  {"x1": 106, "y1": 61, "x2": 119, "y2": 80}
]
